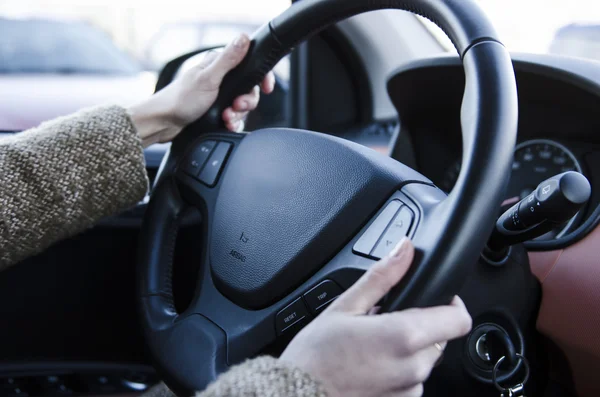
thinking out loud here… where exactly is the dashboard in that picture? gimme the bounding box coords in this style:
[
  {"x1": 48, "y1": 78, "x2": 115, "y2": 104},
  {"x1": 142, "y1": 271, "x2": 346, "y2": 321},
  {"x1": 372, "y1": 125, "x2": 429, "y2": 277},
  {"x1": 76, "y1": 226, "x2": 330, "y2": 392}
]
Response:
[{"x1": 387, "y1": 53, "x2": 600, "y2": 249}]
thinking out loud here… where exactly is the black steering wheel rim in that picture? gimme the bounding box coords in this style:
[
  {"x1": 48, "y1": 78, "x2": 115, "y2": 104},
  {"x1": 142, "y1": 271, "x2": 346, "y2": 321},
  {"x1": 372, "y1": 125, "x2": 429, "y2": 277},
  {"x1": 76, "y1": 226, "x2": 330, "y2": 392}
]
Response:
[{"x1": 138, "y1": 0, "x2": 518, "y2": 394}]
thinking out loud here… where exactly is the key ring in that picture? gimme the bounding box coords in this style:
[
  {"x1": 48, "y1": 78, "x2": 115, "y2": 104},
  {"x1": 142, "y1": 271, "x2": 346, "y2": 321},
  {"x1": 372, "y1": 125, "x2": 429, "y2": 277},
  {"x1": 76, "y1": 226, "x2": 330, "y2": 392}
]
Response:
[{"x1": 492, "y1": 353, "x2": 530, "y2": 394}]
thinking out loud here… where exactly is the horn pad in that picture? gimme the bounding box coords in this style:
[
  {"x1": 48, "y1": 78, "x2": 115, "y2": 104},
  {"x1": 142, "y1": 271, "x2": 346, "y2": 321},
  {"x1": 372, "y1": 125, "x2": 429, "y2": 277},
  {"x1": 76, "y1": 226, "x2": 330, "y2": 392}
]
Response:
[{"x1": 210, "y1": 129, "x2": 423, "y2": 309}]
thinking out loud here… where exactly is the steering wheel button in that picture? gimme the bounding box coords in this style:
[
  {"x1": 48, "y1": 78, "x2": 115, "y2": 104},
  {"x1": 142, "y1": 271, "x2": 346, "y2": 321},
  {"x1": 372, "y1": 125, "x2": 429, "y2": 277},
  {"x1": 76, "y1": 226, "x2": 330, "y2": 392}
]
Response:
[
  {"x1": 198, "y1": 142, "x2": 232, "y2": 186},
  {"x1": 180, "y1": 140, "x2": 216, "y2": 177},
  {"x1": 276, "y1": 298, "x2": 309, "y2": 334},
  {"x1": 303, "y1": 280, "x2": 343, "y2": 313},
  {"x1": 353, "y1": 200, "x2": 402, "y2": 256},
  {"x1": 371, "y1": 206, "x2": 414, "y2": 259}
]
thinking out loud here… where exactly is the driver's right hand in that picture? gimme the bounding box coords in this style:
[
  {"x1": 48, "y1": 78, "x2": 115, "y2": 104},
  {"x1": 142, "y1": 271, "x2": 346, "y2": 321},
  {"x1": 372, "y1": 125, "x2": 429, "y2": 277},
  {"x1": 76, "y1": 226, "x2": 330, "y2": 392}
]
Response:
[{"x1": 280, "y1": 237, "x2": 472, "y2": 397}]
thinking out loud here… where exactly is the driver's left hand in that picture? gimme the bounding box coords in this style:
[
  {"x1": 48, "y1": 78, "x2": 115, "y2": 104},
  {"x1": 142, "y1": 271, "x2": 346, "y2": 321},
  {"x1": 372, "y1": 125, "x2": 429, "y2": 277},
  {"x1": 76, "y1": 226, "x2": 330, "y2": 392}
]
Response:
[{"x1": 129, "y1": 33, "x2": 276, "y2": 147}]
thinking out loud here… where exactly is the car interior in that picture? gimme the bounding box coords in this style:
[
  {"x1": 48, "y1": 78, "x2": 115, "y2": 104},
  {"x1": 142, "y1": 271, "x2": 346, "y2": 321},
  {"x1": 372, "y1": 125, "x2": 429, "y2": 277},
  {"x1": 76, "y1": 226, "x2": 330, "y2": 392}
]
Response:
[{"x1": 1, "y1": 1, "x2": 599, "y2": 396}]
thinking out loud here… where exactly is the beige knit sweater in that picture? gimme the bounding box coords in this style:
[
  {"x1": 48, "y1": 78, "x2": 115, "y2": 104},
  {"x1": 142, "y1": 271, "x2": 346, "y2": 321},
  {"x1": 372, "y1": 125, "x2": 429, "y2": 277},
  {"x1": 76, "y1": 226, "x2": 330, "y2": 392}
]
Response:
[{"x1": 0, "y1": 105, "x2": 328, "y2": 397}]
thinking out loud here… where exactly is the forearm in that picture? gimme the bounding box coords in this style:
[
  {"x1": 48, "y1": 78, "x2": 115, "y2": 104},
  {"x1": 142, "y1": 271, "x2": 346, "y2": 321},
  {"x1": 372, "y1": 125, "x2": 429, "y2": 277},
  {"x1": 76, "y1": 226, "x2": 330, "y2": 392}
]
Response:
[
  {"x1": 0, "y1": 105, "x2": 149, "y2": 269},
  {"x1": 128, "y1": 91, "x2": 183, "y2": 147}
]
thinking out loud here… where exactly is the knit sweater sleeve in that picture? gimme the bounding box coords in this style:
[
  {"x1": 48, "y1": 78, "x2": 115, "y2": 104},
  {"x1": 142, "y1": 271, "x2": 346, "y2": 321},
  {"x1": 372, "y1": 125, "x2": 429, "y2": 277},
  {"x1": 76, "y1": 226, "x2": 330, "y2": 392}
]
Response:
[
  {"x1": 142, "y1": 357, "x2": 328, "y2": 397},
  {"x1": 196, "y1": 357, "x2": 329, "y2": 397},
  {"x1": 0, "y1": 105, "x2": 148, "y2": 269}
]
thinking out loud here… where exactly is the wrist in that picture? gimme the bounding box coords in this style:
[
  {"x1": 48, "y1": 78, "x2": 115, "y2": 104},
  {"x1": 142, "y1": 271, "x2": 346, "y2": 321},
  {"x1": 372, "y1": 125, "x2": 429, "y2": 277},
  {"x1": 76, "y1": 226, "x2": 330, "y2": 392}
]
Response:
[{"x1": 128, "y1": 92, "x2": 183, "y2": 147}]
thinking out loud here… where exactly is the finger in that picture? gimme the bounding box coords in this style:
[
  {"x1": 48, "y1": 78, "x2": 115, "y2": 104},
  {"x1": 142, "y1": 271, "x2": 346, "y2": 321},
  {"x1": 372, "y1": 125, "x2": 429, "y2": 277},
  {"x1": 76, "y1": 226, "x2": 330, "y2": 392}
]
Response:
[
  {"x1": 408, "y1": 345, "x2": 444, "y2": 383},
  {"x1": 261, "y1": 71, "x2": 276, "y2": 94},
  {"x1": 222, "y1": 108, "x2": 248, "y2": 124},
  {"x1": 225, "y1": 120, "x2": 239, "y2": 132},
  {"x1": 434, "y1": 341, "x2": 447, "y2": 367},
  {"x1": 450, "y1": 295, "x2": 468, "y2": 311},
  {"x1": 226, "y1": 119, "x2": 245, "y2": 133},
  {"x1": 377, "y1": 299, "x2": 472, "y2": 354},
  {"x1": 385, "y1": 384, "x2": 424, "y2": 397},
  {"x1": 402, "y1": 384, "x2": 424, "y2": 397},
  {"x1": 204, "y1": 33, "x2": 251, "y2": 88},
  {"x1": 232, "y1": 86, "x2": 260, "y2": 112},
  {"x1": 327, "y1": 237, "x2": 414, "y2": 315},
  {"x1": 222, "y1": 107, "x2": 235, "y2": 123},
  {"x1": 196, "y1": 50, "x2": 220, "y2": 69}
]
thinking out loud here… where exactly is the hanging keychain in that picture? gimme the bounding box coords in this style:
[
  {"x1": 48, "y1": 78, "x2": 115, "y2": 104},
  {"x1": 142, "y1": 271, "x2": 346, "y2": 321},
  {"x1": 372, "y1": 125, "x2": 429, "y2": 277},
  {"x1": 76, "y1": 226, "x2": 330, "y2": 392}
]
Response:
[{"x1": 492, "y1": 353, "x2": 530, "y2": 397}]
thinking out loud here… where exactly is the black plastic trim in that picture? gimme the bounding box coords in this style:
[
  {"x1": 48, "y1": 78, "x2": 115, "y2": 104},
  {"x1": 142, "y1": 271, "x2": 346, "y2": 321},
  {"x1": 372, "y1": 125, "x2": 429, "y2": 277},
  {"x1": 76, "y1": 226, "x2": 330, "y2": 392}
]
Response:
[
  {"x1": 316, "y1": 25, "x2": 374, "y2": 124},
  {"x1": 0, "y1": 362, "x2": 155, "y2": 375}
]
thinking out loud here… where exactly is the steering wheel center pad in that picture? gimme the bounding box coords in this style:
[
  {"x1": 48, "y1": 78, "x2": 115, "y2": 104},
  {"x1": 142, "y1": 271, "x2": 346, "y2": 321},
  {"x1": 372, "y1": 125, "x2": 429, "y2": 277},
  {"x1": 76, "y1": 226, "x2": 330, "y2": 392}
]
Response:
[{"x1": 211, "y1": 129, "x2": 430, "y2": 309}]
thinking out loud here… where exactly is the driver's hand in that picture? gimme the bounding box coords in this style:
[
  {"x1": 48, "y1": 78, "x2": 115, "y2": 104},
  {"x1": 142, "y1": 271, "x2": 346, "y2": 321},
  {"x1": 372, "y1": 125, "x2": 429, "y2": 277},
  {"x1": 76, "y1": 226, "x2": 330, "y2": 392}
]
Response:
[
  {"x1": 280, "y1": 238, "x2": 472, "y2": 397},
  {"x1": 129, "y1": 33, "x2": 276, "y2": 147}
]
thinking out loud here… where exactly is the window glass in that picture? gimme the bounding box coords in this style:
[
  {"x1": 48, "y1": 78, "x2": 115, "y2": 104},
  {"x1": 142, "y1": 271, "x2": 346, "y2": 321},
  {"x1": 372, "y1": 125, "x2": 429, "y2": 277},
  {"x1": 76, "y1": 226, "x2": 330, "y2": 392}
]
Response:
[
  {"x1": 0, "y1": 0, "x2": 290, "y2": 131},
  {"x1": 421, "y1": 0, "x2": 600, "y2": 62},
  {"x1": 0, "y1": 19, "x2": 141, "y2": 74}
]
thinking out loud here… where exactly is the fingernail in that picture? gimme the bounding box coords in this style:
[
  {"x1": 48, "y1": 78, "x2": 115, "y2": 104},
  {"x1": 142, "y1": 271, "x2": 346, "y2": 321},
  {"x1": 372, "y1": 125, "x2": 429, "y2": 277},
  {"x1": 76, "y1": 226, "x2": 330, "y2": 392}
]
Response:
[
  {"x1": 389, "y1": 237, "x2": 408, "y2": 258},
  {"x1": 236, "y1": 120, "x2": 245, "y2": 132},
  {"x1": 232, "y1": 34, "x2": 249, "y2": 49}
]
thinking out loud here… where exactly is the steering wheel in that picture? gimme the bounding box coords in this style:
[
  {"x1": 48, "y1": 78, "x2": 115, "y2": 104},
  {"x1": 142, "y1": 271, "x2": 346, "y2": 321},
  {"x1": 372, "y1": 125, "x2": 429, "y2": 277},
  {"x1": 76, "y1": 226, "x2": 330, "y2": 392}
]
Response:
[{"x1": 138, "y1": 0, "x2": 518, "y2": 394}]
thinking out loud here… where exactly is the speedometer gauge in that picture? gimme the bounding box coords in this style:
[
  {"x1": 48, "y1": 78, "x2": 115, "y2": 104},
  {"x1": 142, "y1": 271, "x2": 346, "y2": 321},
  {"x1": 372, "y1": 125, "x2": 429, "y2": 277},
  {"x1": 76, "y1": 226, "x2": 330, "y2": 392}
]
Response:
[
  {"x1": 439, "y1": 139, "x2": 584, "y2": 239},
  {"x1": 508, "y1": 139, "x2": 582, "y2": 198},
  {"x1": 505, "y1": 139, "x2": 583, "y2": 238}
]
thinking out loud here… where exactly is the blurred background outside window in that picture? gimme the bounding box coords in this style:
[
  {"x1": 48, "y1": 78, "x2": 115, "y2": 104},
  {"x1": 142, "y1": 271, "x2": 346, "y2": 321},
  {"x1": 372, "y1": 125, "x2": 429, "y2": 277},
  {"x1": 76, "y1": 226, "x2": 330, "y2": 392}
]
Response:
[
  {"x1": 0, "y1": 0, "x2": 289, "y2": 131},
  {"x1": 423, "y1": 0, "x2": 600, "y2": 62},
  {"x1": 2, "y1": 0, "x2": 600, "y2": 132}
]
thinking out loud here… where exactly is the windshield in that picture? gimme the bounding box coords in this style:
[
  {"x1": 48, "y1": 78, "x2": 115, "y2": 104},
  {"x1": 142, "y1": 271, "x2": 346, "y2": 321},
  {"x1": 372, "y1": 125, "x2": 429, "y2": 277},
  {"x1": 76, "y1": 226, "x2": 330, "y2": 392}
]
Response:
[
  {"x1": 0, "y1": 18, "x2": 141, "y2": 75},
  {"x1": 424, "y1": 0, "x2": 600, "y2": 62}
]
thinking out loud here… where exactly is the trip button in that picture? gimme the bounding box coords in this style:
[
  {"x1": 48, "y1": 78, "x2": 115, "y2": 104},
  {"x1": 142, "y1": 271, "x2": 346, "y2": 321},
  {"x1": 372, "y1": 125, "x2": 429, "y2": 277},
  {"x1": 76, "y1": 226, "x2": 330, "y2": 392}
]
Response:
[
  {"x1": 198, "y1": 142, "x2": 232, "y2": 186},
  {"x1": 304, "y1": 280, "x2": 343, "y2": 313},
  {"x1": 371, "y1": 206, "x2": 414, "y2": 259},
  {"x1": 276, "y1": 298, "x2": 309, "y2": 334},
  {"x1": 181, "y1": 140, "x2": 216, "y2": 177}
]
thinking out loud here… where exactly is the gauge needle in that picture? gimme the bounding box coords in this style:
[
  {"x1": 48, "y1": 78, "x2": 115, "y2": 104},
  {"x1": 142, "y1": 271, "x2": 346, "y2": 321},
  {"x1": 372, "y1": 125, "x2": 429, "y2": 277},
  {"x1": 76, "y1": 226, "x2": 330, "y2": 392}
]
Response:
[{"x1": 501, "y1": 196, "x2": 520, "y2": 207}]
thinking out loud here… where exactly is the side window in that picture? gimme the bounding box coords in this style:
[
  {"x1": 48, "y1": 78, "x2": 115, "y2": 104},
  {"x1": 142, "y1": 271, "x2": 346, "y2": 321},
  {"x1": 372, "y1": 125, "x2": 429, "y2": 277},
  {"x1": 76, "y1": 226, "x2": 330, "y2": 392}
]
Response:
[{"x1": 0, "y1": 1, "x2": 291, "y2": 132}]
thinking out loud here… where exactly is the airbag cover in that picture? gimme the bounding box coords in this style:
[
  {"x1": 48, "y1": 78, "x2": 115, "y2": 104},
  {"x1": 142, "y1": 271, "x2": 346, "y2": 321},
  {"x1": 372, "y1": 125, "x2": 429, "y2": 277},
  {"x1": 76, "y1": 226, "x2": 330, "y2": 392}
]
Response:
[{"x1": 210, "y1": 128, "x2": 423, "y2": 309}]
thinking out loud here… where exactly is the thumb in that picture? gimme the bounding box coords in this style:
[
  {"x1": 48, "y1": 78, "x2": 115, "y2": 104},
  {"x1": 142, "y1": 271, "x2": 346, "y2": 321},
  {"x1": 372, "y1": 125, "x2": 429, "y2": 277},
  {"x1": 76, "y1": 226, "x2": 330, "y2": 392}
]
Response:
[
  {"x1": 204, "y1": 34, "x2": 251, "y2": 87},
  {"x1": 327, "y1": 237, "x2": 415, "y2": 315}
]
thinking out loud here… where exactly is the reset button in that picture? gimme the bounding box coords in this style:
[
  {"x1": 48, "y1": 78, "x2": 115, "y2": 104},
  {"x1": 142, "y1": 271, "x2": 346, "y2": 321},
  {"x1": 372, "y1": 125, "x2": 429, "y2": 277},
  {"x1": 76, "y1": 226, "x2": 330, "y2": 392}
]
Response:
[{"x1": 276, "y1": 298, "x2": 309, "y2": 334}]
